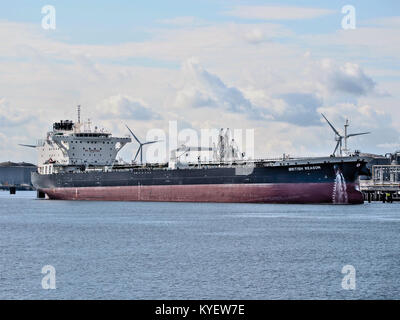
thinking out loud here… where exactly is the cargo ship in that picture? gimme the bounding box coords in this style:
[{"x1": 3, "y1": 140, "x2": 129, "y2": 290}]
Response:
[{"x1": 27, "y1": 110, "x2": 370, "y2": 204}]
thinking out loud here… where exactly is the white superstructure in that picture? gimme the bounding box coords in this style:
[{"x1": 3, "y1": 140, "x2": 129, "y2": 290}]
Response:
[{"x1": 36, "y1": 118, "x2": 131, "y2": 174}]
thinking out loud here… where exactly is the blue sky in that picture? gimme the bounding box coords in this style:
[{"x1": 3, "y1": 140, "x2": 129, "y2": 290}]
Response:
[
  {"x1": 1, "y1": 1, "x2": 400, "y2": 162},
  {"x1": 2, "y1": 0, "x2": 399, "y2": 44}
]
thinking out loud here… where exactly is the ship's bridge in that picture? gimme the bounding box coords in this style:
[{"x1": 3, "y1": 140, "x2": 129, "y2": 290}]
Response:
[
  {"x1": 37, "y1": 118, "x2": 131, "y2": 169},
  {"x1": 51, "y1": 128, "x2": 131, "y2": 166}
]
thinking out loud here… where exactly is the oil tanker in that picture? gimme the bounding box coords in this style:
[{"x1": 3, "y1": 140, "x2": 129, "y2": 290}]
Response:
[{"x1": 27, "y1": 112, "x2": 369, "y2": 204}]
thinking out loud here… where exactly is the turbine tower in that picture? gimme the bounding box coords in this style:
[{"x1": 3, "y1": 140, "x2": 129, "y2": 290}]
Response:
[{"x1": 321, "y1": 114, "x2": 370, "y2": 157}]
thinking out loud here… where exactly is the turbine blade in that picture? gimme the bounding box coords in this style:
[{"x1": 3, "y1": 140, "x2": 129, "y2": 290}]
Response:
[
  {"x1": 125, "y1": 125, "x2": 141, "y2": 144},
  {"x1": 333, "y1": 139, "x2": 341, "y2": 155},
  {"x1": 133, "y1": 147, "x2": 141, "y2": 162},
  {"x1": 18, "y1": 144, "x2": 36, "y2": 148},
  {"x1": 321, "y1": 113, "x2": 341, "y2": 136},
  {"x1": 347, "y1": 132, "x2": 371, "y2": 138},
  {"x1": 142, "y1": 140, "x2": 162, "y2": 145}
]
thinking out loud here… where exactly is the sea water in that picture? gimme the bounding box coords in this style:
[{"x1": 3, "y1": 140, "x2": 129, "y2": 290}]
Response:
[{"x1": 0, "y1": 191, "x2": 399, "y2": 299}]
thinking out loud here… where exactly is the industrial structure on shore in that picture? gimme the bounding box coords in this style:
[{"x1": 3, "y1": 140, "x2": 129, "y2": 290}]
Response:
[
  {"x1": 360, "y1": 151, "x2": 400, "y2": 202},
  {"x1": 0, "y1": 161, "x2": 36, "y2": 191}
]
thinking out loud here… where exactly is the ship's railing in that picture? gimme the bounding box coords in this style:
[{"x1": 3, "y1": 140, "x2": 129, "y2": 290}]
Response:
[
  {"x1": 113, "y1": 155, "x2": 362, "y2": 170},
  {"x1": 177, "y1": 155, "x2": 352, "y2": 166},
  {"x1": 47, "y1": 154, "x2": 364, "y2": 175}
]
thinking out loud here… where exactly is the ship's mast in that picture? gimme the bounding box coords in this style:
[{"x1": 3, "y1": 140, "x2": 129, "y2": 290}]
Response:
[
  {"x1": 343, "y1": 119, "x2": 349, "y2": 155},
  {"x1": 74, "y1": 105, "x2": 83, "y2": 133}
]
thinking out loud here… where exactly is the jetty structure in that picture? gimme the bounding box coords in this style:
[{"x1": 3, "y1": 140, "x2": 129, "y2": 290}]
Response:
[{"x1": 359, "y1": 151, "x2": 400, "y2": 202}]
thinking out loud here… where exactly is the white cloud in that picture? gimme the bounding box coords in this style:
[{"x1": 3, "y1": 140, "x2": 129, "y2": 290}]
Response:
[
  {"x1": 173, "y1": 58, "x2": 268, "y2": 120},
  {"x1": 0, "y1": 98, "x2": 32, "y2": 127},
  {"x1": 362, "y1": 16, "x2": 400, "y2": 28},
  {"x1": 318, "y1": 103, "x2": 385, "y2": 129},
  {"x1": 276, "y1": 93, "x2": 323, "y2": 125},
  {"x1": 242, "y1": 88, "x2": 324, "y2": 126},
  {"x1": 225, "y1": 5, "x2": 335, "y2": 20},
  {"x1": 318, "y1": 60, "x2": 376, "y2": 96},
  {"x1": 377, "y1": 142, "x2": 400, "y2": 149},
  {"x1": 158, "y1": 16, "x2": 207, "y2": 27},
  {"x1": 97, "y1": 95, "x2": 161, "y2": 120},
  {"x1": 301, "y1": 25, "x2": 400, "y2": 58},
  {"x1": 243, "y1": 28, "x2": 270, "y2": 44}
]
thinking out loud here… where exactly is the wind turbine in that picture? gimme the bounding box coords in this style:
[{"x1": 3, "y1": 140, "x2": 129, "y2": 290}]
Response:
[
  {"x1": 125, "y1": 125, "x2": 161, "y2": 164},
  {"x1": 321, "y1": 114, "x2": 370, "y2": 157}
]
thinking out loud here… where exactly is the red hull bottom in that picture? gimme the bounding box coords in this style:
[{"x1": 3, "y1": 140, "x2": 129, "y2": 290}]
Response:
[{"x1": 42, "y1": 183, "x2": 363, "y2": 204}]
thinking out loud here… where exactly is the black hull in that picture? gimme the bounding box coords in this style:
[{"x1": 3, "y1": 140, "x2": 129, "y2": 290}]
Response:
[{"x1": 32, "y1": 157, "x2": 369, "y2": 204}]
